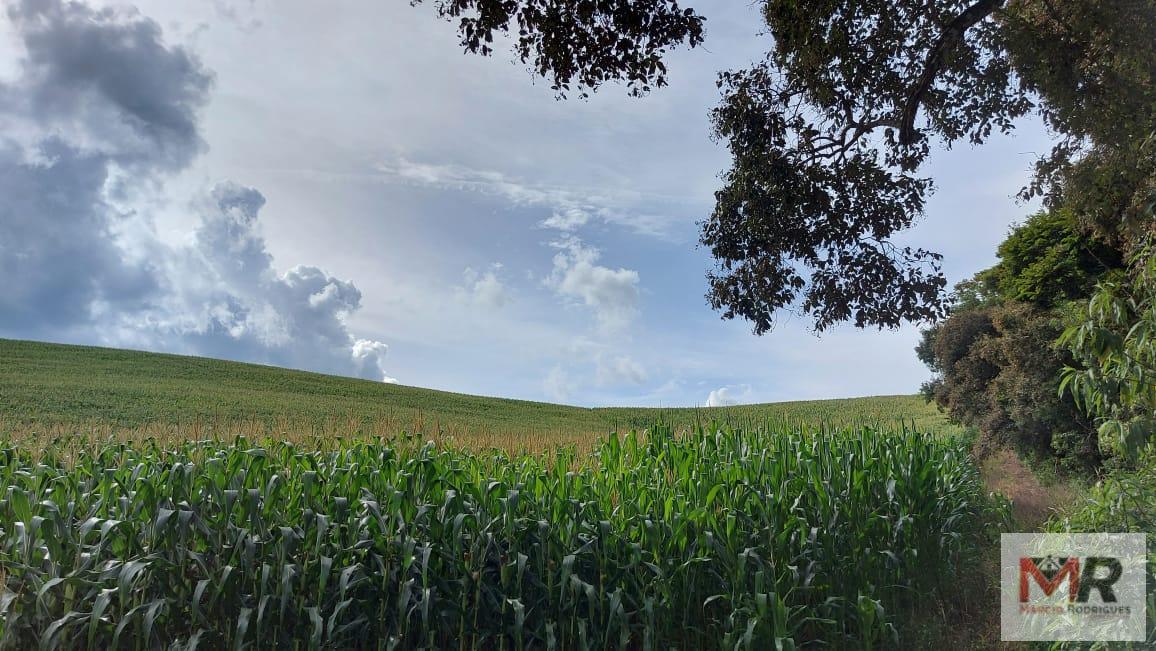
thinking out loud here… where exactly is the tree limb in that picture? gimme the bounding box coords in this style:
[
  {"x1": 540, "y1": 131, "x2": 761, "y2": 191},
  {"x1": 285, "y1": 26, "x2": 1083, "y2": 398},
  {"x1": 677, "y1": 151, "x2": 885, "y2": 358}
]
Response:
[{"x1": 899, "y1": 0, "x2": 1005, "y2": 145}]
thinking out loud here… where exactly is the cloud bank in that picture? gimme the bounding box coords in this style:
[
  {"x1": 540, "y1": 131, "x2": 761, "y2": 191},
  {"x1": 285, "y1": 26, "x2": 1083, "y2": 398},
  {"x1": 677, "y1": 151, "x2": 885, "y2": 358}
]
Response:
[{"x1": 0, "y1": 0, "x2": 393, "y2": 382}]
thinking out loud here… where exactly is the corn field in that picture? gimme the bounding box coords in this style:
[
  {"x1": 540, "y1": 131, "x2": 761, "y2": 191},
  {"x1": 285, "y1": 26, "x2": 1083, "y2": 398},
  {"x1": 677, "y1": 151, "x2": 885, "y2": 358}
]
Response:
[{"x1": 0, "y1": 424, "x2": 992, "y2": 649}]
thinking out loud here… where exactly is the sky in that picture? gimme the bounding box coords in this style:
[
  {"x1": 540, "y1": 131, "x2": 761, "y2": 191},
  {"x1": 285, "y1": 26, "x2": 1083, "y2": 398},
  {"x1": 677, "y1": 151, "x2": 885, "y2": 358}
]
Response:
[{"x1": 0, "y1": 0, "x2": 1054, "y2": 407}]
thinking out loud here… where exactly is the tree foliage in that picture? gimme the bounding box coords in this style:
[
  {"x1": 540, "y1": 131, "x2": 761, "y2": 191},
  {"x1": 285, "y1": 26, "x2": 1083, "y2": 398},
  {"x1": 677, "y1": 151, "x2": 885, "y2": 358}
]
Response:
[
  {"x1": 703, "y1": 0, "x2": 1032, "y2": 332},
  {"x1": 422, "y1": 0, "x2": 1156, "y2": 333},
  {"x1": 1061, "y1": 242, "x2": 1156, "y2": 459},
  {"x1": 916, "y1": 205, "x2": 1125, "y2": 468},
  {"x1": 704, "y1": 0, "x2": 1153, "y2": 332},
  {"x1": 919, "y1": 301, "x2": 1098, "y2": 468},
  {"x1": 979, "y1": 209, "x2": 1123, "y2": 308},
  {"x1": 412, "y1": 0, "x2": 705, "y2": 97},
  {"x1": 1004, "y1": 3, "x2": 1156, "y2": 242}
]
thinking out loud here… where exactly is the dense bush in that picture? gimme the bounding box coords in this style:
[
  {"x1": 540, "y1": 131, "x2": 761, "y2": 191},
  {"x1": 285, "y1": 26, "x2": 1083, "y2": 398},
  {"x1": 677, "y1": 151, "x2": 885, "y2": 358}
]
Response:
[
  {"x1": 917, "y1": 208, "x2": 1125, "y2": 470},
  {"x1": 919, "y1": 302, "x2": 1098, "y2": 469},
  {"x1": 1046, "y1": 448, "x2": 1156, "y2": 648},
  {"x1": 978, "y1": 210, "x2": 1122, "y2": 308},
  {"x1": 1061, "y1": 240, "x2": 1156, "y2": 460}
]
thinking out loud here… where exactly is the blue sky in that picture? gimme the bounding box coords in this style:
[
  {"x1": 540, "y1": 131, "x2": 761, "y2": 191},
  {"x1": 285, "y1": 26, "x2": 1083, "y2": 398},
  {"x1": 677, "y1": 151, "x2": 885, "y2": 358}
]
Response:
[{"x1": 0, "y1": 0, "x2": 1052, "y2": 406}]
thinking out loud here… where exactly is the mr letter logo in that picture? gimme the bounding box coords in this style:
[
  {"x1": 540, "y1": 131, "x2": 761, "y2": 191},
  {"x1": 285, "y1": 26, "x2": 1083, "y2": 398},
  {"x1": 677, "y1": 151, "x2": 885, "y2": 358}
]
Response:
[
  {"x1": 1002, "y1": 534, "x2": 1147, "y2": 641},
  {"x1": 1019, "y1": 556, "x2": 1122, "y2": 604}
]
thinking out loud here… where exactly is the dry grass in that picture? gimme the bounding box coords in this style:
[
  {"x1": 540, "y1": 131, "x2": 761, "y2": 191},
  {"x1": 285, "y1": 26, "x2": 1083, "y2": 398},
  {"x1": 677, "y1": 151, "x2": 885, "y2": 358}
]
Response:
[{"x1": 0, "y1": 416, "x2": 613, "y2": 462}]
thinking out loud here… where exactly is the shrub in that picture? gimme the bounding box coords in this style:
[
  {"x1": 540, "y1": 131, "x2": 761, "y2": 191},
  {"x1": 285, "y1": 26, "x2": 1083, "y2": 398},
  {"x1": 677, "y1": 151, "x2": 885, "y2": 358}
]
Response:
[
  {"x1": 919, "y1": 302, "x2": 1098, "y2": 470},
  {"x1": 917, "y1": 208, "x2": 1125, "y2": 471},
  {"x1": 1046, "y1": 449, "x2": 1156, "y2": 648},
  {"x1": 1060, "y1": 241, "x2": 1156, "y2": 460}
]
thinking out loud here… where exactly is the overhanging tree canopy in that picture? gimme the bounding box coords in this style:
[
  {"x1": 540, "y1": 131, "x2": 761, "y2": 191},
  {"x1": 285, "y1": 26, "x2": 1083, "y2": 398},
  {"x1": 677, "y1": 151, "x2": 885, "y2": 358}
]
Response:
[{"x1": 418, "y1": 0, "x2": 1156, "y2": 333}]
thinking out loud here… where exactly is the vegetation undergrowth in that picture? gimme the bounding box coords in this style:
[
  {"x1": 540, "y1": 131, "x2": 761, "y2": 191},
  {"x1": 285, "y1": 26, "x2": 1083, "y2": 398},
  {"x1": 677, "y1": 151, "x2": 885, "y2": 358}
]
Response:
[
  {"x1": 1039, "y1": 448, "x2": 1156, "y2": 650},
  {"x1": 0, "y1": 423, "x2": 998, "y2": 649}
]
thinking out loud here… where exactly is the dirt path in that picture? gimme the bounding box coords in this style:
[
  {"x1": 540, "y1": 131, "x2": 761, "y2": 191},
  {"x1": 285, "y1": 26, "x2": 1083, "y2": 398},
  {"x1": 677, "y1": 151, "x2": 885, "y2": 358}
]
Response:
[
  {"x1": 925, "y1": 448, "x2": 1080, "y2": 650},
  {"x1": 904, "y1": 447, "x2": 1077, "y2": 649},
  {"x1": 980, "y1": 447, "x2": 1075, "y2": 529}
]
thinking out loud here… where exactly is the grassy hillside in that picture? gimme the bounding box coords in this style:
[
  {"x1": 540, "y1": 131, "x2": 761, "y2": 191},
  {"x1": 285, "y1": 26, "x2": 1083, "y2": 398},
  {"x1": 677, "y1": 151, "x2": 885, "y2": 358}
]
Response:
[{"x1": 0, "y1": 338, "x2": 960, "y2": 449}]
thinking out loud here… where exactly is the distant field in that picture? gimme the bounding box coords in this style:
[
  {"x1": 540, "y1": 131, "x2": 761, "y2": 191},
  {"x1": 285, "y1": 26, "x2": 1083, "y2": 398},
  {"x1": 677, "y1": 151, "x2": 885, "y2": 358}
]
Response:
[{"x1": 0, "y1": 338, "x2": 961, "y2": 450}]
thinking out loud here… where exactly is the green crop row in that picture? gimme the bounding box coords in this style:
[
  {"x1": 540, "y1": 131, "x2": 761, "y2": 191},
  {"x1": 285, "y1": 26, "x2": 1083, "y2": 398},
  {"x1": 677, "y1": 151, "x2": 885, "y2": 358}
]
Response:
[{"x1": 0, "y1": 424, "x2": 994, "y2": 649}]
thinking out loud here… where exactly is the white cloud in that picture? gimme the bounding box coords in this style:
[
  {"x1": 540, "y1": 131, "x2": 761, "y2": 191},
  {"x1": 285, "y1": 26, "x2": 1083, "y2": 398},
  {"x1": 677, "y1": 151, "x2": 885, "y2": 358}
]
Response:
[
  {"x1": 540, "y1": 207, "x2": 591, "y2": 231},
  {"x1": 545, "y1": 237, "x2": 640, "y2": 333},
  {"x1": 352, "y1": 339, "x2": 395, "y2": 383},
  {"x1": 595, "y1": 354, "x2": 647, "y2": 386},
  {"x1": 461, "y1": 264, "x2": 509, "y2": 308},
  {"x1": 128, "y1": 182, "x2": 396, "y2": 382},
  {"x1": 377, "y1": 157, "x2": 679, "y2": 239},
  {"x1": 543, "y1": 365, "x2": 576, "y2": 402},
  {"x1": 706, "y1": 384, "x2": 753, "y2": 407}
]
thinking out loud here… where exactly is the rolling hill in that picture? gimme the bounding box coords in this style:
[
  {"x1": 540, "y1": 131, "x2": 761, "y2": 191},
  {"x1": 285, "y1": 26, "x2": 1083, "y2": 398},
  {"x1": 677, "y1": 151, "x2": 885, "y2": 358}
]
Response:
[{"x1": 0, "y1": 338, "x2": 960, "y2": 449}]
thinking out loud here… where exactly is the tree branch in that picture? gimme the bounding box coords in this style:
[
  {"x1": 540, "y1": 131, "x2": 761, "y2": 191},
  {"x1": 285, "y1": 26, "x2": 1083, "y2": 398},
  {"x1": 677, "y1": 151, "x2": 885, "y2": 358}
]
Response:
[{"x1": 899, "y1": 0, "x2": 1005, "y2": 145}]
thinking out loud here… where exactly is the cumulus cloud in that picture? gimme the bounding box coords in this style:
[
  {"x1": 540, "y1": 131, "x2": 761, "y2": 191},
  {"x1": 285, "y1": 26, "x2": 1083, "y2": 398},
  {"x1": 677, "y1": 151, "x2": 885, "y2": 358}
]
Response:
[
  {"x1": 545, "y1": 237, "x2": 640, "y2": 332},
  {"x1": 126, "y1": 182, "x2": 395, "y2": 381},
  {"x1": 0, "y1": 139, "x2": 157, "y2": 335},
  {"x1": 0, "y1": 0, "x2": 208, "y2": 337},
  {"x1": 706, "y1": 384, "x2": 753, "y2": 407},
  {"x1": 2, "y1": 0, "x2": 212, "y2": 171},
  {"x1": 352, "y1": 339, "x2": 396, "y2": 383},
  {"x1": 460, "y1": 264, "x2": 509, "y2": 308},
  {"x1": 0, "y1": 0, "x2": 393, "y2": 382}
]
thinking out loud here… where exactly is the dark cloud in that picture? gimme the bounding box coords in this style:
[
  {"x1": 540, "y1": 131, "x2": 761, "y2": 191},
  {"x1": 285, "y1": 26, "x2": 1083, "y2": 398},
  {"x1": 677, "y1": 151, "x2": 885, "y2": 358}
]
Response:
[
  {"x1": 0, "y1": 139, "x2": 157, "y2": 336},
  {"x1": 5, "y1": 0, "x2": 212, "y2": 171},
  {"x1": 0, "y1": 0, "x2": 394, "y2": 382},
  {"x1": 0, "y1": 0, "x2": 204, "y2": 336}
]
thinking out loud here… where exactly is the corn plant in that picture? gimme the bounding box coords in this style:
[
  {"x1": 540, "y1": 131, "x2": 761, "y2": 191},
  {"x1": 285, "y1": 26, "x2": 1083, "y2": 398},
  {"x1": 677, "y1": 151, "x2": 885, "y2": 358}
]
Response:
[{"x1": 0, "y1": 423, "x2": 992, "y2": 649}]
